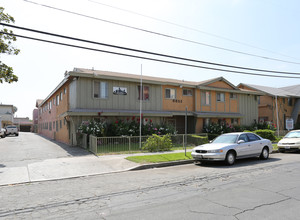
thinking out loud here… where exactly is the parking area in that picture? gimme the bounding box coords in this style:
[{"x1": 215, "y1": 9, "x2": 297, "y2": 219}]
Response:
[{"x1": 0, "y1": 132, "x2": 91, "y2": 168}]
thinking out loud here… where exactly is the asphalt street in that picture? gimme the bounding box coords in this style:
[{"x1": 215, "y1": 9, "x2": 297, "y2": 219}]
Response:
[{"x1": 1, "y1": 151, "x2": 300, "y2": 219}]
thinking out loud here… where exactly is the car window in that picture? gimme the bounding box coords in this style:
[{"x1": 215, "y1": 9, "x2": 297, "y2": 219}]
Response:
[
  {"x1": 238, "y1": 134, "x2": 249, "y2": 142},
  {"x1": 284, "y1": 131, "x2": 300, "y2": 138},
  {"x1": 213, "y1": 134, "x2": 238, "y2": 143},
  {"x1": 247, "y1": 133, "x2": 261, "y2": 142}
]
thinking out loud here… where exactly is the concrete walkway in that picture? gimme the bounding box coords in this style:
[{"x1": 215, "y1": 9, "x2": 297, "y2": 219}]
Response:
[
  {"x1": 0, "y1": 149, "x2": 193, "y2": 186},
  {"x1": 0, "y1": 154, "x2": 137, "y2": 186}
]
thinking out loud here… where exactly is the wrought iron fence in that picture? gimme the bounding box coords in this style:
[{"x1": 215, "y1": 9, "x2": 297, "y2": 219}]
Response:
[{"x1": 80, "y1": 134, "x2": 208, "y2": 155}]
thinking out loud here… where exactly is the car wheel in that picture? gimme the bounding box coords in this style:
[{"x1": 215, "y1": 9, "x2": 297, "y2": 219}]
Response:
[
  {"x1": 16, "y1": 133, "x2": 19, "y2": 136},
  {"x1": 260, "y1": 147, "x2": 269, "y2": 160},
  {"x1": 225, "y1": 151, "x2": 236, "y2": 165}
]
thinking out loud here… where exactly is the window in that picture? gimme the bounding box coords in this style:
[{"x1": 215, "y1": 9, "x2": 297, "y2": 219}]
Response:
[
  {"x1": 238, "y1": 134, "x2": 249, "y2": 142},
  {"x1": 94, "y1": 81, "x2": 108, "y2": 99},
  {"x1": 283, "y1": 98, "x2": 285, "y2": 104},
  {"x1": 49, "y1": 122, "x2": 52, "y2": 131},
  {"x1": 60, "y1": 120, "x2": 62, "y2": 129},
  {"x1": 257, "y1": 96, "x2": 260, "y2": 104},
  {"x1": 60, "y1": 92, "x2": 63, "y2": 101},
  {"x1": 288, "y1": 98, "x2": 293, "y2": 106},
  {"x1": 247, "y1": 133, "x2": 260, "y2": 142},
  {"x1": 183, "y1": 89, "x2": 192, "y2": 96},
  {"x1": 203, "y1": 118, "x2": 211, "y2": 128},
  {"x1": 56, "y1": 95, "x2": 60, "y2": 106},
  {"x1": 230, "y1": 93, "x2": 237, "y2": 99},
  {"x1": 64, "y1": 88, "x2": 67, "y2": 94},
  {"x1": 217, "y1": 93, "x2": 225, "y2": 102},
  {"x1": 231, "y1": 118, "x2": 238, "y2": 125},
  {"x1": 56, "y1": 121, "x2": 58, "y2": 131},
  {"x1": 138, "y1": 85, "x2": 150, "y2": 100},
  {"x1": 201, "y1": 91, "x2": 211, "y2": 105},
  {"x1": 53, "y1": 97, "x2": 56, "y2": 106},
  {"x1": 165, "y1": 88, "x2": 176, "y2": 99},
  {"x1": 49, "y1": 101, "x2": 52, "y2": 110}
]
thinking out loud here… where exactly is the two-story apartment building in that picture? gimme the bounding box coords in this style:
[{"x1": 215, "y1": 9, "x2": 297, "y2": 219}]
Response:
[
  {"x1": 238, "y1": 83, "x2": 300, "y2": 131},
  {"x1": 37, "y1": 68, "x2": 262, "y2": 145},
  {"x1": 0, "y1": 104, "x2": 16, "y2": 128}
]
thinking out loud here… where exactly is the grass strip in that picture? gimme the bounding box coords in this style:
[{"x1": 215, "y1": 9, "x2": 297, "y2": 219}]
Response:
[{"x1": 126, "y1": 152, "x2": 192, "y2": 164}]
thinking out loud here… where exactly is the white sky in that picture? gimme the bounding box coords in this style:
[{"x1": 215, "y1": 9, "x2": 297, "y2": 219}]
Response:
[{"x1": 1, "y1": 0, "x2": 300, "y2": 119}]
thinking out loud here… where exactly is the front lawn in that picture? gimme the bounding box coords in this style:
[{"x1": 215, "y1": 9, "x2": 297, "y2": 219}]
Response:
[{"x1": 126, "y1": 152, "x2": 193, "y2": 164}]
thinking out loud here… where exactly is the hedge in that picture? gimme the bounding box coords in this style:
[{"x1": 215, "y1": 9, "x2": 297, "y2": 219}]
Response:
[{"x1": 254, "y1": 129, "x2": 276, "y2": 141}]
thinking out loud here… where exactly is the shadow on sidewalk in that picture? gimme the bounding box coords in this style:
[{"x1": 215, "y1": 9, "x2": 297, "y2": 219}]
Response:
[{"x1": 33, "y1": 133, "x2": 92, "y2": 157}]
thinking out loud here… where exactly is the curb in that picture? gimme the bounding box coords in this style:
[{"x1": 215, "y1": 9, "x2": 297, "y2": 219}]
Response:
[
  {"x1": 129, "y1": 150, "x2": 279, "y2": 171},
  {"x1": 130, "y1": 160, "x2": 195, "y2": 171}
]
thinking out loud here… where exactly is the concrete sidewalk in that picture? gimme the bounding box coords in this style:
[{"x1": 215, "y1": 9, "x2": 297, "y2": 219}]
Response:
[{"x1": 0, "y1": 150, "x2": 193, "y2": 186}]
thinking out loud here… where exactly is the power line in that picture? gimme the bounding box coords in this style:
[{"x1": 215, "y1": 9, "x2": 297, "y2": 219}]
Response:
[
  {"x1": 3, "y1": 23, "x2": 300, "y2": 76},
  {"x1": 22, "y1": 0, "x2": 300, "y2": 65},
  {"x1": 2, "y1": 31, "x2": 300, "y2": 79},
  {"x1": 88, "y1": 0, "x2": 300, "y2": 61}
]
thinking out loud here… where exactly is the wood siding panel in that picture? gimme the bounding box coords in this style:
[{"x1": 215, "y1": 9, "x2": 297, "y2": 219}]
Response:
[
  {"x1": 76, "y1": 77, "x2": 162, "y2": 111},
  {"x1": 239, "y1": 94, "x2": 258, "y2": 125}
]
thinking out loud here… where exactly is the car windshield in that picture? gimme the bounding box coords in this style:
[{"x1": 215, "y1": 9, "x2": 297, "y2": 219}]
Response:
[
  {"x1": 212, "y1": 134, "x2": 238, "y2": 143},
  {"x1": 284, "y1": 131, "x2": 300, "y2": 138}
]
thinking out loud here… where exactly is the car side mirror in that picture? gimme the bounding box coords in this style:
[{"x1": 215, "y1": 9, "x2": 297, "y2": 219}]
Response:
[{"x1": 238, "y1": 140, "x2": 245, "y2": 144}]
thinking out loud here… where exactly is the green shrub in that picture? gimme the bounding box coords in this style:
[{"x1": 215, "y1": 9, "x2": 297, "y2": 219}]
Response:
[
  {"x1": 187, "y1": 135, "x2": 208, "y2": 145},
  {"x1": 207, "y1": 133, "x2": 219, "y2": 141},
  {"x1": 142, "y1": 134, "x2": 173, "y2": 152},
  {"x1": 254, "y1": 129, "x2": 276, "y2": 141}
]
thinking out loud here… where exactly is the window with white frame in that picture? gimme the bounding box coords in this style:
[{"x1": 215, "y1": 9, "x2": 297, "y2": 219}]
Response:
[
  {"x1": 201, "y1": 91, "x2": 211, "y2": 105},
  {"x1": 217, "y1": 93, "x2": 225, "y2": 102},
  {"x1": 183, "y1": 89, "x2": 192, "y2": 96},
  {"x1": 60, "y1": 92, "x2": 63, "y2": 101},
  {"x1": 94, "y1": 81, "x2": 108, "y2": 99},
  {"x1": 165, "y1": 88, "x2": 176, "y2": 99}
]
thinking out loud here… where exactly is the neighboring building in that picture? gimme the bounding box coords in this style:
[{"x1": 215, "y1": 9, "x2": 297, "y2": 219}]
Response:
[
  {"x1": 0, "y1": 104, "x2": 16, "y2": 128},
  {"x1": 238, "y1": 83, "x2": 300, "y2": 131},
  {"x1": 37, "y1": 68, "x2": 262, "y2": 145},
  {"x1": 13, "y1": 117, "x2": 33, "y2": 132},
  {"x1": 32, "y1": 99, "x2": 43, "y2": 133}
]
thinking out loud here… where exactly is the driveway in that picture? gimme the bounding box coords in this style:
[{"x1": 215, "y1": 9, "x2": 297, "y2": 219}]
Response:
[
  {"x1": 0, "y1": 132, "x2": 138, "y2": 185},
  {"x1": 0, "y1": 132, "x2": 90, "y2": 167}
]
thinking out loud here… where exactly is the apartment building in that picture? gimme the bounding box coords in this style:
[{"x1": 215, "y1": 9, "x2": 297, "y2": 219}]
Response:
[
  {"x1": 0, "y1": 104, "x2": 15, "y2": 128},
  {"x1": 37, "y1": 68, "x2": 262, "y2": 145},
  {"x1": 238, "y1": 83, "x2": 300, "y2": 130}
]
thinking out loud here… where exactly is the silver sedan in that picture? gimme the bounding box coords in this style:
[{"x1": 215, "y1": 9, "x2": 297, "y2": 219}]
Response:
[{"x1": 191, "y1": 132, "x2": 273, "y2": 165}]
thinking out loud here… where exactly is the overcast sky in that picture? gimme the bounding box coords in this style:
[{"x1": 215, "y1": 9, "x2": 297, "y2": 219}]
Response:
[{"x1": 1, "y1": 0, "x2": 300, "y2": 119}]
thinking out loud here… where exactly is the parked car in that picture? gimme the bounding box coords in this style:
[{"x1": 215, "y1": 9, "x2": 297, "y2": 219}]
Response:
[
  {"x1": 191, "y1": 132, "x2": 273, "y2": 165},
  {"x1": 5, "y1": 125, "x2": 19, "y2": 136},
  {"x1": 277, "y1": 130, "x2": 300, "y2": 152},
  {"x1": 0, "y1": 128, "x2": 6, "y2": 138}
]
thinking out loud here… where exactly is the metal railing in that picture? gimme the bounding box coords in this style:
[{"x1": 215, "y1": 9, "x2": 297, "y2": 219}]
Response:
[{"x1": 81, "y1": 134, "x2": 208, "y2": 155}]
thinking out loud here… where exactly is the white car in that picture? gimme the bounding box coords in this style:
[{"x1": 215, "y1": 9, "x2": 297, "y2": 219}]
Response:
[
  {"x1": 0, "y1": 128, "x2": 5, "y2": 138},
  {"x1": 5, "y1": 125, "x2": 19, "y2": 136},
  {"x1": 277, "y1": 130, "x2": 300, "y2": 152},
  {"x1": 191, "y1": 132, "x2": 273, "y2": 165}
]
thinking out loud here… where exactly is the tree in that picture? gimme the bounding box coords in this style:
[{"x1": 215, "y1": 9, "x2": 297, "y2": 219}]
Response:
[{"x1": 0, "y1": 7, "x2": 20, "y2": 83}]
